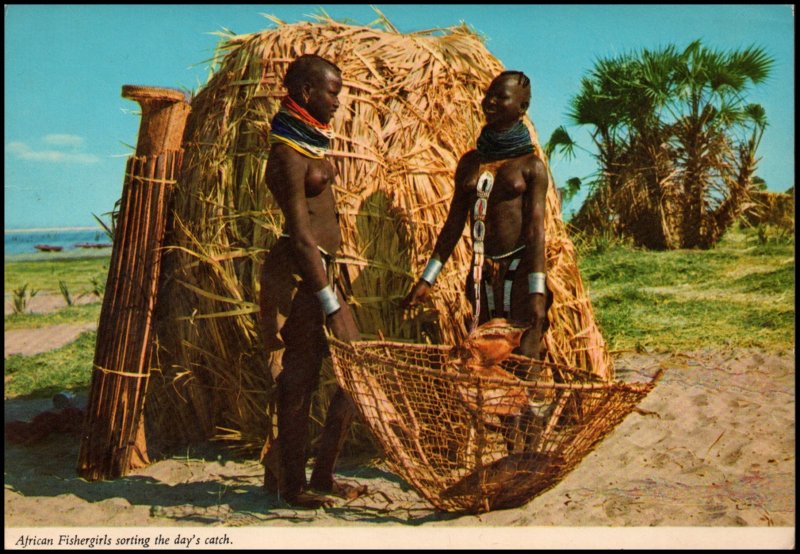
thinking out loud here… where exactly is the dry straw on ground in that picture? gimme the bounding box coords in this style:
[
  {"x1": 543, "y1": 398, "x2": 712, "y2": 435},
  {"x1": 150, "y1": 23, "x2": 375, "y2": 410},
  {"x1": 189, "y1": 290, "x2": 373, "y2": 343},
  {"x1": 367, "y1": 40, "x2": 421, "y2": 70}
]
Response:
[{"x1": 145, "y1": 14, "x2": 613, "y2": 456}]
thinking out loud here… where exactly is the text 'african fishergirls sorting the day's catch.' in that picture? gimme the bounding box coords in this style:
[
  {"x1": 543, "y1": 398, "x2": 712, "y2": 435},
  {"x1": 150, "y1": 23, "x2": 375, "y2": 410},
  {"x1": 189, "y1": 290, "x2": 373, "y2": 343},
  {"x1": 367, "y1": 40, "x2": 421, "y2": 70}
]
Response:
[{"x1": 10, "y1": 10, "x2": 791, "y2": 540}]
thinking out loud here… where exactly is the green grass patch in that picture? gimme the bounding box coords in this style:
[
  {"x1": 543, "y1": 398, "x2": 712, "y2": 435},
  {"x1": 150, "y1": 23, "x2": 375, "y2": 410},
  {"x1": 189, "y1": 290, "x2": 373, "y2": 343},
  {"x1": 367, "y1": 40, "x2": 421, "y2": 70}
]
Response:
[
  {"x1": 4, "y1": 303, "x2": 102, "y2": 330},
  {"x1": 4, "y1": 331, "x2": 96, "y2": 399},
  {"x1": 731, "y1": 264, "x2": 794, "y2": 294},
  {"x1": 4, "y1": 255, "x2": 110, "y2": 295},
  {"x1": 579, "y1": 227, "x2": 794, "y2": 352}
]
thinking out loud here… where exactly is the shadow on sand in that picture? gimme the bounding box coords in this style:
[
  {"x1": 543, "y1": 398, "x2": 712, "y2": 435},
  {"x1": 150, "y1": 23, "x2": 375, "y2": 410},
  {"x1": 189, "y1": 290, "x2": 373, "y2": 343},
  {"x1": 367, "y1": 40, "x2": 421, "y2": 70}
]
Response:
[{"x1": 4, "y1": 398, "x2": 461, "y2": 526}]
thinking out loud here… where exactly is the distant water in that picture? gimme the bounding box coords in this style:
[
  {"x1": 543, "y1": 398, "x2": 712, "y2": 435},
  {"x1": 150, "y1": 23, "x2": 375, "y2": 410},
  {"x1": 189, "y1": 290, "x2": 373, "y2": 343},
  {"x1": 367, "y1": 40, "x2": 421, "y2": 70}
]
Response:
[{"x1": 4, "y1": 228, "x2": 112, "y2": 256}]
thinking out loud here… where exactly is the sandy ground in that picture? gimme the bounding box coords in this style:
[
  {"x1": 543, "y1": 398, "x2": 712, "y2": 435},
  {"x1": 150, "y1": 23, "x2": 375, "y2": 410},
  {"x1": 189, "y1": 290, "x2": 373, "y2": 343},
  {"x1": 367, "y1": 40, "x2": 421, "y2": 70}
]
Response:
[
  {"x1": 4, "y1": 294, "x2": 98, "y2": 358},
  {"x1": 3, "y1": 320, "x2": 795, "y2": 548},
  {"x1": 4, "y1": 323, "x2": 97, "y2": 358}
]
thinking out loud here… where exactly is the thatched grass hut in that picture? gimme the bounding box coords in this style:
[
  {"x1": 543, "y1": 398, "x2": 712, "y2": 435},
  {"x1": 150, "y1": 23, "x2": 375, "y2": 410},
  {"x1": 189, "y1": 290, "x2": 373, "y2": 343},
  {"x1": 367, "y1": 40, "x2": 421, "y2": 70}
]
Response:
[{"x1": 144, "y1": 15, "x2": 612, "y2": 456}]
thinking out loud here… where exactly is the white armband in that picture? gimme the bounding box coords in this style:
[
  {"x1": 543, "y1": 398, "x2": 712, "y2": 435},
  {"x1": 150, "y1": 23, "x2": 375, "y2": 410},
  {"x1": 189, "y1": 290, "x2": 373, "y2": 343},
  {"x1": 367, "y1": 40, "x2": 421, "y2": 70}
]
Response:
[
  {"x1": 420, "y1": 258, "x2": 443, "y2": 286},
  {"x1": 528, "y1": 272, "x2": 546, "y2": 295},
  {"x1": 315, "y1": 285, "x2": 341, "y2": 316}
]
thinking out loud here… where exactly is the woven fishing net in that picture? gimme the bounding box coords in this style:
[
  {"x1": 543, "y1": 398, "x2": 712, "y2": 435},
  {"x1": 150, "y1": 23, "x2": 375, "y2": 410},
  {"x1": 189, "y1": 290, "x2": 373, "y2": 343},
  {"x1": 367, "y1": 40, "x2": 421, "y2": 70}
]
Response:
[{"x1": 329, "y1": 337, "x2": 655, "y2": 513}]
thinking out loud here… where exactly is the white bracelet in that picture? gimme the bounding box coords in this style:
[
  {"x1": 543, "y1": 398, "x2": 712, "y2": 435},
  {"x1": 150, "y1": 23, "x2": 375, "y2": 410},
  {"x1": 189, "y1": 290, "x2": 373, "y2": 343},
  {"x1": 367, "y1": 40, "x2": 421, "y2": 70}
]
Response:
[
  {"x1": 528, "y1": 272, "x2": 546, "y2": 295},
  {"x1": 420, "y1": 258, "x2": 443, "y2": 285},
  {"x1": 315, "y1": 285, "x2": 341, "y2": 316}
]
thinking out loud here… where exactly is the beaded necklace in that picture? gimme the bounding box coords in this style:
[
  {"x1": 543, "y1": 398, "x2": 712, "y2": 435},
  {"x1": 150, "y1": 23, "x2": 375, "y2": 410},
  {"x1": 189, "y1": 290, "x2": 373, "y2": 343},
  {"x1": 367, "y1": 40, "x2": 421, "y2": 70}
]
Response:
[
  {"x1": 268, "y1": 96, "x2": 335, "y2": 159},
  {"x1": 476, "y1": 120, "x2": 534, "y2": 161}
]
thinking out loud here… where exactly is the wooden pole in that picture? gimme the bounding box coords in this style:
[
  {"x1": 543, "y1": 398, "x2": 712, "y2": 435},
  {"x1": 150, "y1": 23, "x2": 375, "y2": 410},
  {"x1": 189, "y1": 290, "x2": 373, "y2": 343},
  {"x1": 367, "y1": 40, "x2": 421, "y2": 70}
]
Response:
[{"x1": 77, "y1": 86, "x2": 190, "y2": 480}]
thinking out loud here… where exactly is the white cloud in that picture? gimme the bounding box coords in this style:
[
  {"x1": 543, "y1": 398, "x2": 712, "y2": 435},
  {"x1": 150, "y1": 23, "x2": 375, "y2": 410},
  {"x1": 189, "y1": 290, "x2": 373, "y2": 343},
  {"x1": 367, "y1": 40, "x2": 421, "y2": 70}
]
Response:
[
  {"x1": 6, "y1": 141, "x2": 100, "y2": 164},
  {"x1": 43, "y1": 134, "x2": 85, "y2": 147}
]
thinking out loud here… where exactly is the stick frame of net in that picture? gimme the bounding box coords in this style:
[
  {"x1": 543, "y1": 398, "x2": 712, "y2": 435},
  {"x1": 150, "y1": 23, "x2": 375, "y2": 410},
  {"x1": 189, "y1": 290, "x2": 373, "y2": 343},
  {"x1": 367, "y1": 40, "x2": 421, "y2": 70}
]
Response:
[{"x1": 328, "y1": 337, "x2": 656, "y2": 513}]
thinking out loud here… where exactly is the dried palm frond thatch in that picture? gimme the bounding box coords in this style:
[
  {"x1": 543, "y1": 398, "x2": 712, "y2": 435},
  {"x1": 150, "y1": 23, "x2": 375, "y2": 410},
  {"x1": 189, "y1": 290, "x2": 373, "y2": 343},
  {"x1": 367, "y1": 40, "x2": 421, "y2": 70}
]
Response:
[
  {"x1": 742, "y1": 189, "x2": 794, "y2": 230},
  {"x1": 145, "y1": 14, "x2": 612, "y2": 455}
]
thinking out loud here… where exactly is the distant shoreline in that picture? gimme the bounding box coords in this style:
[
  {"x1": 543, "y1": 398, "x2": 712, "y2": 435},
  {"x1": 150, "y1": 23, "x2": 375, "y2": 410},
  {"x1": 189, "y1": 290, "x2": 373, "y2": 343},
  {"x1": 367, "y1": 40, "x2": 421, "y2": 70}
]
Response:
[
  {"x1": 4, "y1": 249, "x2": 112, "y2": 262},
  {"x1": 4, "y1": 226, "x2": 104, "y2": 234}
]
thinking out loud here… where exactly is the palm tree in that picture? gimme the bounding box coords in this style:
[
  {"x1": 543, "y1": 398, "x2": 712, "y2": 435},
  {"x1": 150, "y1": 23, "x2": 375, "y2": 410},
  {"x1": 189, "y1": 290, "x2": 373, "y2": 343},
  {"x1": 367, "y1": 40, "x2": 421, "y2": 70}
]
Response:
[
  {"x1": 668, "y1": 41, "x2": 773, "y2": 247},
  {"x1": 550, "y1": 48, "x2": 681, "y2": 248},
  {"x1": 549, "y1": 39, "x2": 773, "y2": 249},
  {"x1": 708, "y1": 103, "x2": 769, "y2": 242}
]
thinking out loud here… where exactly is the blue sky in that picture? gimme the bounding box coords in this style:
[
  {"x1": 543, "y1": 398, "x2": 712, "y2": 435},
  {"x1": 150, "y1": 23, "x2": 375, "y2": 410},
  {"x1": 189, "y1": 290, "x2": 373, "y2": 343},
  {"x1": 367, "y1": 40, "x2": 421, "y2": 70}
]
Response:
[{"x1": 4, "y1": 4, "x2": 794, "y2": 229}]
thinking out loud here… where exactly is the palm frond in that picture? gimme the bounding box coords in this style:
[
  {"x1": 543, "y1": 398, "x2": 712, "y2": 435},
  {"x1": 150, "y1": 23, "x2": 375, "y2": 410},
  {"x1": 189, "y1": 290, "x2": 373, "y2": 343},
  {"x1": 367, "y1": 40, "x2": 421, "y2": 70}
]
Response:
[
  {"x1": 728, "y1": 45, "x2": 775, "y2": 85},
  {"x1": 740, "y1": 102, "x2": 767, "y2": 127},
  {"x1": 559, "y1": 176, "x2": 583, "y2": 205},
  {"x1": 545, "y1": 126, "x2": 577, "y2": 160}
]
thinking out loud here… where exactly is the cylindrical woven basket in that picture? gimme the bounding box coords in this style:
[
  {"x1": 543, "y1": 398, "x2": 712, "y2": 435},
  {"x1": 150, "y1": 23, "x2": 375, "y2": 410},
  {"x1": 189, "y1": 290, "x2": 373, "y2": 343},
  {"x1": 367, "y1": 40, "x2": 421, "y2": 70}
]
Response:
[{"x1": 328, "y1": 337, "x2": 656, "y2": 513}]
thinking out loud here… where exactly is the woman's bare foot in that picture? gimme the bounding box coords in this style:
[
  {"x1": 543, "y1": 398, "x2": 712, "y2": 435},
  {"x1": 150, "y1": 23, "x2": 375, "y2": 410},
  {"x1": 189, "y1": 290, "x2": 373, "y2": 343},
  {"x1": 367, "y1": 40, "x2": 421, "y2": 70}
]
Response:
[
  {"x1": 309, "y1": 477, "x2": 369, "y2": 500},
  {"x1": 283, "y1": 489, "x2": 337, "y2": 509},
  {"x1": 263, "y1": 466, "x2": 279, "y2": 493},
  {"x1": 261, "y1": 443, "x2": 283, "y2": 493}
]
